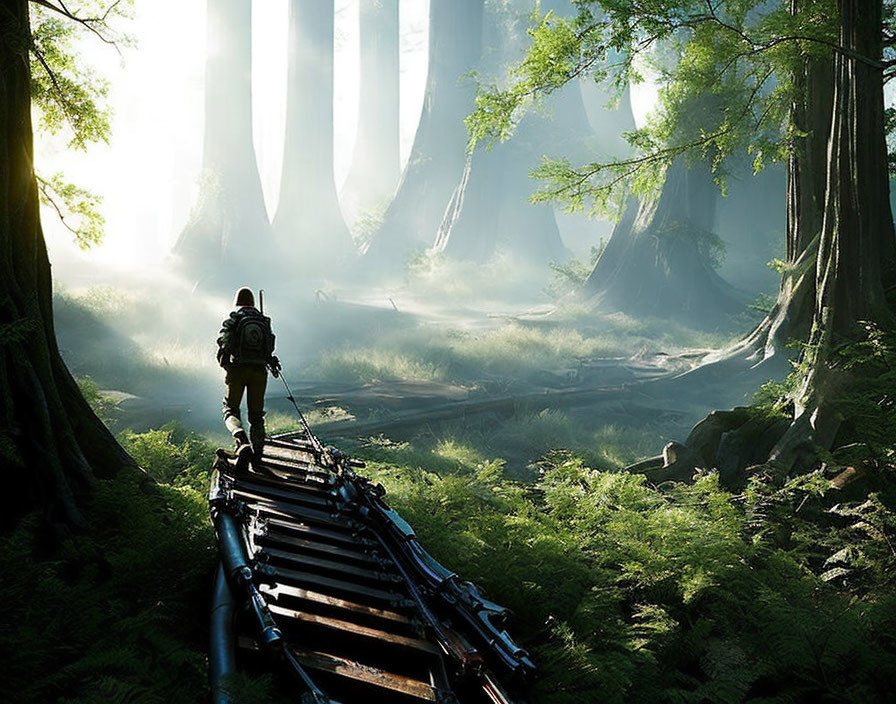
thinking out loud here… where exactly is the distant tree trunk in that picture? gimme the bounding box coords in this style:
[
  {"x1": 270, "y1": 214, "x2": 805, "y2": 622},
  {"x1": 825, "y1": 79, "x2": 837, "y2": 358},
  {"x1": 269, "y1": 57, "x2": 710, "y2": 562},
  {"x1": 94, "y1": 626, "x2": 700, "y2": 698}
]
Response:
[
  {"x1": 579, "y1": 158, "x2": 745, "y2": 326},
  {"x1": 364, "y1": 0, "x2": 484, "y2": 268},
  {"x1": 432, "y1": 0, "x2": 569, "y2": 266},
  {"x1": 273, "y1": 0, "x2": 353, "y2": 267},
  {"x1": 432, "y1": 131, "x2": 566, "y2": 265},
  {"x1": 0, "y1": 2, "x2": 132, "y2": 532},
  {"x1": 173, "y1": 0, "x2": 272, "y2": 287},
  {"x1": 340, "y1": 0, "x2": 400, "y2": 228}
]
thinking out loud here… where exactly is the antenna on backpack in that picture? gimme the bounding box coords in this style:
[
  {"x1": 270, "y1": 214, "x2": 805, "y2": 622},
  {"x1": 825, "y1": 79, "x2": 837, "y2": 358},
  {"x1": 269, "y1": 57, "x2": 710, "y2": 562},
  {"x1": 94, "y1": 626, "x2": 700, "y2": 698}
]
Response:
[{"x1": 259, "y1": 289, "x2": 264, "y2": 315}]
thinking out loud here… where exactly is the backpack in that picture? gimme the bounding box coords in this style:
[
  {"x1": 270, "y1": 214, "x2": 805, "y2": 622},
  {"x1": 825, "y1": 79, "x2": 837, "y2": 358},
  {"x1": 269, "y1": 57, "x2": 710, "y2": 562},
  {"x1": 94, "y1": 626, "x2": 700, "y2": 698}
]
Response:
[{"x1": 231, "y1": 309, "x2": 274, "y2": 365}]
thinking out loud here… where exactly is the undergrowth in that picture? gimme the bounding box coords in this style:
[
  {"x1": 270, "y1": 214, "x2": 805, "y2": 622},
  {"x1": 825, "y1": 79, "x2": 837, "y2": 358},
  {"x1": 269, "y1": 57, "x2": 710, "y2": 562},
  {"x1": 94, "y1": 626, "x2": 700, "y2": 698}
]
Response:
[
  {"x1": 354, "y1": 444, "x2": 896, "y2": 703},
  {"x1": 0, "y1": 403, "x2": 218, "y2": 702},
  {"x1": 0, "y1": 468, "x2": 215, "y2": 704},
  {"x1": 305, "y1": 315, "x2": 734, "y2": 387},
  {"x1": 7, "y1": 358, "x2": 896, "y2": 703}
]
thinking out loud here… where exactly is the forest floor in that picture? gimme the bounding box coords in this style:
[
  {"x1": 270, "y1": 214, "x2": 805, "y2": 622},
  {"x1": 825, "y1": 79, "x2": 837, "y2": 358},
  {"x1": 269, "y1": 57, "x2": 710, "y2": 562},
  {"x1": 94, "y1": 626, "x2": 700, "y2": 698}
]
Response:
[
  {"x1": 30, "y1": 275, "x2": 896, "y2": 704},
  {"x1": 54, "y1": 274, "x2": 765, "y2": 475}
]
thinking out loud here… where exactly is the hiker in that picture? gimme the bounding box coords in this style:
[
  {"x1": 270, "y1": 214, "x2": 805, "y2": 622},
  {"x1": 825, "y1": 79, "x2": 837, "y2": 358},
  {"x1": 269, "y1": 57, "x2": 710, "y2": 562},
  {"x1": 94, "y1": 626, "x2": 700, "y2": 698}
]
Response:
[{"x1": 216, "y1": 287, "x2": 281, "y2": 463}]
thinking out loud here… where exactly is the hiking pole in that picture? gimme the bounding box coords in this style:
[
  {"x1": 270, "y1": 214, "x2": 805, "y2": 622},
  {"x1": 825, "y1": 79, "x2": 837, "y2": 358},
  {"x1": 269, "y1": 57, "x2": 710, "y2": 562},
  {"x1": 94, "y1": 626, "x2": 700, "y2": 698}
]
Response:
[
  {"x1": 271, "y1": 369, "x2": 364, "y2": 473},
  {"x1": 273, "y1": 370, "x2": 327, "y2": 457}
]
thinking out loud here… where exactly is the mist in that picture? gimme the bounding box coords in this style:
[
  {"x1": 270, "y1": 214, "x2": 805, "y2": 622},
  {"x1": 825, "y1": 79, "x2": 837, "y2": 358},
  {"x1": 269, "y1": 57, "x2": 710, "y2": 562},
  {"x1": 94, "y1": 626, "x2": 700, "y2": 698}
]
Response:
[{"x1": 45, "y1": 0, "x2": 789, "y2": 474}]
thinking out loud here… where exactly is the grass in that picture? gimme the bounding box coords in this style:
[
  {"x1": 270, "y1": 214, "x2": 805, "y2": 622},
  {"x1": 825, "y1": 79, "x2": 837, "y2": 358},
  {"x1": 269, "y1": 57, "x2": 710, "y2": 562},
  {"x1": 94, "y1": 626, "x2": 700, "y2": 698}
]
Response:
[{"x1": 302, "y1": 312, "x2": 737, "y2": 390}]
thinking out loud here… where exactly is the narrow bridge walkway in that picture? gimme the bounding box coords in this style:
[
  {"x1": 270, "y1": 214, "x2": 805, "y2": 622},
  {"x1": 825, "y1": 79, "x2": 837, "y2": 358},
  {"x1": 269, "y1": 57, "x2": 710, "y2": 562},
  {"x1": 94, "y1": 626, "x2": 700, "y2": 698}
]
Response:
[{"x1": 209, "y1": 432, "x2": 534, "y2": 704}]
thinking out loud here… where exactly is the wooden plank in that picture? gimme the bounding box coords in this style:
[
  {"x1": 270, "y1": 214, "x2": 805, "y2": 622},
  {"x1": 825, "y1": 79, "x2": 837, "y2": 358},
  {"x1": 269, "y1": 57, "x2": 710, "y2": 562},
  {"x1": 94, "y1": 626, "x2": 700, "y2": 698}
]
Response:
[
  {"x1": 258, "y1": 547, "x2": 401, "y2": 584},
  {"x1": 270, "y1": 604, "x2": 438, "y2": 654},
  {"x1": 262, "y1": 516, "x2": 375, "y2": 548},
  {"x1": 260, "y1": 529, "x2": 382, "y2": 565},
  {"x1": 241, "y1": 499, "x2": 358, "y2": 532},
  {"x1": 259, "y1": 583, "x2": 413, "y2": 625},
  {"x1": 267, "y1": 565, "x2": 403, "y2": 604},
  {"x1": 257, "y1": 455, "x2": 330, "y2": 481},
  {"x1": 231, "y1": 482, "x2": 332, "y2": 508},
  {"x1": 263, "y1": 442, "x2": 318, "y2": 463},
  {"x1": 289, "y1": 647, "x2": 437, "y2": 702},
  {"x1": 233, "y1": 472, "x2": 333, "y2": 497}
]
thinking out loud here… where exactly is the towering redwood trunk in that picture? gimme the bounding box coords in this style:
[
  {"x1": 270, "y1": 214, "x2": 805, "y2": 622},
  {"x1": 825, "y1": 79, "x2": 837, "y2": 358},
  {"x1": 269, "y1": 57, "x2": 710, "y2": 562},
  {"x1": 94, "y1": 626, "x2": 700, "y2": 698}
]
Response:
[
  {"x1": 173, "y1": 0, "x2": 273, "y2": 286},
  {"x1": 273, "y1": 0, "x2": 352, "y2": 266},
  {"x1": 794, "y1": 0, "x2": 895, "y2": 416},
  {"x1": 364, "y1": 0, "x2": 484, "y2": 268},
  {"x1": 676, "y1": 1, "x2": 896, "y2": 480},
  {"x1": 432, "y1": 126, "x2": 566, "y2": 265},
  {"x1": 0, "y1": 2, "x2": 132, "y2": 531},
  {"x1": 579, "y1": 157, "x2": 744, "y2": 325},
  {"x1": 340, "y1": 0, "x2": 400, "y2": 227}
]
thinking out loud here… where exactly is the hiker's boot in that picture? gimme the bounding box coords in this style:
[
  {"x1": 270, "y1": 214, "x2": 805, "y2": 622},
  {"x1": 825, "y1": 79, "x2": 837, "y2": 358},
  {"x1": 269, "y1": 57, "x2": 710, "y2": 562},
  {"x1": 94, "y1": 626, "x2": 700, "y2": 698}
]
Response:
[
  {"x1": 249, "y1": 425, "x2": 266, "y2": 463},
  {"x1": 233, "y1": 430, "x2": 253, "y2": 471}
]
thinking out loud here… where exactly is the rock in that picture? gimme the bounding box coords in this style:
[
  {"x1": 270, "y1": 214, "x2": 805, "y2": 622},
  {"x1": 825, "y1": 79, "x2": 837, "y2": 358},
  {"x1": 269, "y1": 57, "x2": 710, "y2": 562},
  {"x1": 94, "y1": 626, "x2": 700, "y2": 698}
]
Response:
[{"x1": 685, "y1": 407, "x2": 754, "y2": 467}]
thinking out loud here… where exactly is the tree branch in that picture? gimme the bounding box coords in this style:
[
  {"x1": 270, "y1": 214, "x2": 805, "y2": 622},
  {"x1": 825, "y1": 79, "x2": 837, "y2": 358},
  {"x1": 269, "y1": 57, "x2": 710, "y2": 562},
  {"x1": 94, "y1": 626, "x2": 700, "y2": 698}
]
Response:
[
  {"x1": 29, "y1": 0, "x2": 122, "y2": 51},
  {"x1": 36, "y1": 174, "x2": 81, "y2": 239}
]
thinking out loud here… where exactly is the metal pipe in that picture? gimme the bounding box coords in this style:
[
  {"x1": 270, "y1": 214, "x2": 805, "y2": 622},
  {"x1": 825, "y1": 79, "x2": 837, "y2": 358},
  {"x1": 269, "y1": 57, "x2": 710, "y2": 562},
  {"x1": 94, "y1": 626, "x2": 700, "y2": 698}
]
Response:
[{"x1": 209, "y1": 562, "x2": 236, "y2": 704}]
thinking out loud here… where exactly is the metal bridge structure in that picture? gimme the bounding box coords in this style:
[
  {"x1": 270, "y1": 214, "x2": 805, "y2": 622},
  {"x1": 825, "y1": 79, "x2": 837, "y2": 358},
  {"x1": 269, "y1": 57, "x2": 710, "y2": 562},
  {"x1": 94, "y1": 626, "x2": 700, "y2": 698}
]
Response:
[{"x1": 208, "y1": 431, "x2": 535, "y2": 704}]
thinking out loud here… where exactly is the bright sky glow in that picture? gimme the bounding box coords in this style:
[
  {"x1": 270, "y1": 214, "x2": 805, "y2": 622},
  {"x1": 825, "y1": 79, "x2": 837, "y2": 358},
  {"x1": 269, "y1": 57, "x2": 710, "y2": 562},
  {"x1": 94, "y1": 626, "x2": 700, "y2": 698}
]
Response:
[{"x1": 38, "y1": 0, "x2": 429, "y2": 274}]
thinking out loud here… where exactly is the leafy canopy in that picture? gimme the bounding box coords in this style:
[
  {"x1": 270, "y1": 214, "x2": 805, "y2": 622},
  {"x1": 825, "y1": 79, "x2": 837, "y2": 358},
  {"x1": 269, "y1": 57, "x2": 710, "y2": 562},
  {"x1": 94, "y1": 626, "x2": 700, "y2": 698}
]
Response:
[
  {"x1": 467, "y1": 0, "x2": 840, "y2": 215},
  {"x1": 28, "y1": 1, "x2": 132, "y2": 248}
]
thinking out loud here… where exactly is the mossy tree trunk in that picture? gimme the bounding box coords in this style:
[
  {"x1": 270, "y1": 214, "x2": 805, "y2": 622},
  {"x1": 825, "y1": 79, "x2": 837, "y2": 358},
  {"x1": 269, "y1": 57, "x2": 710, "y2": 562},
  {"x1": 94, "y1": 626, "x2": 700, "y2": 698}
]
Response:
[
  {"x1": 0, "y1": 1, "x2": 132, "y2": 532},
  {"x1": 664, "y1": 1, "x2": 896, "y2": 482},
  {"x1": 432, "y1": 0, "x2": 571, "y2": 266},
  {"x1": 273, "y1": 0, "x2": 353, "y2": 268},
  {"x1": 173, "y1": 0, "x2": 273, "y2": 288},
  {"x1": 340, "y1": 0, "x2": 400, "y2": 228},
  {"x1": 790, "y1": 0, "x2": 895, "y2": 425},
  {"x1": 364, "y1": 0, "x2": 484, "y2": 269}
]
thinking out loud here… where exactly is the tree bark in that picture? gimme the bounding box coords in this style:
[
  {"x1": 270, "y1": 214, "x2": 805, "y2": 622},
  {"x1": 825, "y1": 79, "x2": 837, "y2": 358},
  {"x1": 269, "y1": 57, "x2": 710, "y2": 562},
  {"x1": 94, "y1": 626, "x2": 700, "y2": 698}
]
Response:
[
  {"x1": 0, "y1": 2, "x2": 132, "y2": 532},
  {"x1": 676, "y1": 1, "x2": 896, "y2": 479},
  {"x1": 793, "y1": 0, "x2": 895, "y2": 416},
  {"x1": 273, "y1": 0, "x2": 353, "y2": 267},
  {"x1": 700, "y1": 53, "x2": 833, "y2": 371},
  {"x1": 363, "y1": 0, "x2": 484, "y2": 268},
  {"x1": 173, "y1": 0, "x2": 273, "y2": 287},
  {"x1": 339, "y1": 0, "x2": 400, "y2": 228}
]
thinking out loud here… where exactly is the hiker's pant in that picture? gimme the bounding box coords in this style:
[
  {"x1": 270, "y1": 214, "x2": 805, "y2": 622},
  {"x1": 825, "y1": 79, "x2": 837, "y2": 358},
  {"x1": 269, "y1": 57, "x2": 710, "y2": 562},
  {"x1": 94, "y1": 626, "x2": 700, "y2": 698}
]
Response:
[{"x1": 222, "y1": 364, "x2": 268, "y2": 451}]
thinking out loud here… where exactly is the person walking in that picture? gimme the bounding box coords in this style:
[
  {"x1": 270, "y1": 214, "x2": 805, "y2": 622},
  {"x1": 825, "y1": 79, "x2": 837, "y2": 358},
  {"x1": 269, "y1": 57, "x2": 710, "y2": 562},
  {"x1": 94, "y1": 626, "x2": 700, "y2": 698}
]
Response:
[{"x1": 216, "y1": 287, "x2": 280, "y2": 465}]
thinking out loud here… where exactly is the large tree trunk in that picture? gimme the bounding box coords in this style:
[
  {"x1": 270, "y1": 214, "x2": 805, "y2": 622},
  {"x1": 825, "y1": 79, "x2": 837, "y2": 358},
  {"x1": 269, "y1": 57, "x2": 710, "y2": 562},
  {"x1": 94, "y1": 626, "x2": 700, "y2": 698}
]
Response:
[
  {"x1": 793, "y1": 0, "x2": 895, "y2": 417},
  {"x1": 432, "y1": 127, "x2": 566, "y2": 266},
  {"x1": 273, "y1": 0, "x2": 353, "y2": 268},
  {"x1": 658, "y1": 1, "x2": 896, "y2": 483},
  {"x1": 579, "y1": 157, "x2": 745, "y2": 326},
  {"x1": 363, "y1": 0, "x2": 484, "y2": 269},
  {"x1": 0, "y1": 2, "x2": 132, "y2": 532},
  {"x1": 173, "y1": 0, "x2": 273, "y2": 288},
  {"x1": 339, "y1": 0, "x2": 400, "y2": 228}
]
